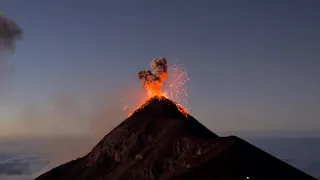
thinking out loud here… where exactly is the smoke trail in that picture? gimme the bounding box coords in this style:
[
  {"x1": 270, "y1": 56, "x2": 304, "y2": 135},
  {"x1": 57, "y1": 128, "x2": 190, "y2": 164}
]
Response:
[
  {"x1": 137, "y1": 57, "x2": 168, "y2": 96},
  {"x1": 0, "y1": 15, "x2": 22, "y2": 52},
  {"x1": 0, "y1": 15, "x2": 23, "y2": 94}
]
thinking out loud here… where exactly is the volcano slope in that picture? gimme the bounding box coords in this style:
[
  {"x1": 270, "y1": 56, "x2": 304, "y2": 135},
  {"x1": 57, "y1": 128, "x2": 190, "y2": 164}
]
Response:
[{"x1": 35, "y1": 96, "x2": 315, "y2": 180}]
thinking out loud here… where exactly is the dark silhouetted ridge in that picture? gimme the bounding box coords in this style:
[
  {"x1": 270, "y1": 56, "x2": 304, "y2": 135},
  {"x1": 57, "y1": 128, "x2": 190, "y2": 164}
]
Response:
[{"x1": 35, "y1": 96, "x2": 316, "y2": 180}]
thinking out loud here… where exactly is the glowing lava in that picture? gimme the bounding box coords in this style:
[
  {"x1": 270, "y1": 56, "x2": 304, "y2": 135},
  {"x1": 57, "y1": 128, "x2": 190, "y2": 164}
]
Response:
[
  {"x1": 163, "y1": 63, "x2": 189, "y2": 105},
  {"x1": 129, "y1": 95, "x2": 189, "y2": 118},
  {"x1": 126, "y1": 60, "x2": 190, "y2": 117}
]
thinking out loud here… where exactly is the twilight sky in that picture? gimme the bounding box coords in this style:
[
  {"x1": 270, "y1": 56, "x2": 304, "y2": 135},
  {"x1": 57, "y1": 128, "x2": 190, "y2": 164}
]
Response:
[{"x1": 1, "y1": 0, "x2": 320, "y2": 137}]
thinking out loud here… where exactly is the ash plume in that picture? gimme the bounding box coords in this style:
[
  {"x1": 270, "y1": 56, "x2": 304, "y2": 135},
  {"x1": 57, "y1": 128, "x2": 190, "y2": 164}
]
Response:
[
  {"x1": 0, "y1": 15, "x2": 22, "y2": 52},
  {"x1": 137, "y1": 57, "x2": 168, "y2": 95},
  {"x1": 0, "y1": 15, "x2": 23, "y2": 94}
]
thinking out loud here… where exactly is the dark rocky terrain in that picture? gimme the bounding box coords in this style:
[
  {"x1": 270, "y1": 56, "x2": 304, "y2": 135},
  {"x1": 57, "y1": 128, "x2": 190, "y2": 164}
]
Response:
[{"x1": 35, "y1": 96, "x2": 316, "y2": 180}]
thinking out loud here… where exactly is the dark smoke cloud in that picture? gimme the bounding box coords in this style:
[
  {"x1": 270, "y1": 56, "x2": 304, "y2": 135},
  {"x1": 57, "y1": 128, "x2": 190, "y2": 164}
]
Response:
[
  {"x1": 0, "y1": 15, "x2": 23, "y2": 95},
  {"x1": 137, "y1": 57, "x2": 168, "y2": 95},
  {"x1": 0, "y1": 15, "x2": 22, "y2": 52}
]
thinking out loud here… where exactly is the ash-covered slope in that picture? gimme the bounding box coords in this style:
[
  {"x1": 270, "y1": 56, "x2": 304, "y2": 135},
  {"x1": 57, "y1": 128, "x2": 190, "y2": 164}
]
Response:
[{"x1": 35, "y1": 96, "x2": 315, "y2": 180}]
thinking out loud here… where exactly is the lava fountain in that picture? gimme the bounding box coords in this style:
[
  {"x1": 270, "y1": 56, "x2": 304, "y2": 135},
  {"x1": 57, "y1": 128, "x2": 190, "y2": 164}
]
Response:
[{"x1": 133, "y1": 57, "x2": 189, "y2": 116}]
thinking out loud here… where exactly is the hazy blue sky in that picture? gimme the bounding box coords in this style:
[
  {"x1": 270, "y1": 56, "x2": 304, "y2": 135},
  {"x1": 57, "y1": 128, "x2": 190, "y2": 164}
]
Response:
[{"x1": 1, "y1": 0, "x2": 320, "y2": 136}]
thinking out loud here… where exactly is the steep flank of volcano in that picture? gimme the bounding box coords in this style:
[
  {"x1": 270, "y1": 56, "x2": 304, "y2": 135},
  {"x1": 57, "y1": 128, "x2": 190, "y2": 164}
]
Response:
[
  {"x1": 130, "y1": 95, "x2": 190, "y2": 117},
  {"x1": 35, "y1": 97, "x2": 316, "y2": 180}
]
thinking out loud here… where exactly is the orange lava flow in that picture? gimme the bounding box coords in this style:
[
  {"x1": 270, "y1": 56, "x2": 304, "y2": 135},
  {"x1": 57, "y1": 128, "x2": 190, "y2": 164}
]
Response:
[{"x1": 128, "y1": 94, "x2": 189, "y2": 118}]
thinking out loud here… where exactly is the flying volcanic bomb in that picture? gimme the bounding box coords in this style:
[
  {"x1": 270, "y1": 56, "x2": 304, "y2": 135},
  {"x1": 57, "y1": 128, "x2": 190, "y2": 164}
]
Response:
[{"x1": 137, "y1": 57, "x2": 168, "y2": 97}]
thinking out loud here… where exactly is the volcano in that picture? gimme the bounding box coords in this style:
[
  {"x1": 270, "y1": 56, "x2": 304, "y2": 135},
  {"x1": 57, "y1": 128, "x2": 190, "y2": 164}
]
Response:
[{"x1": 35, "y1": 96, "x2": 315, "y2": 180}]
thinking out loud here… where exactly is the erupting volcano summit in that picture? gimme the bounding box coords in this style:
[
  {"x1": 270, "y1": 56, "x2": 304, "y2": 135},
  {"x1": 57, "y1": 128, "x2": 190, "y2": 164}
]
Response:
[
  {"x1": 36, "y1": 96, "x2": 315, "y2": 180},
  {"x1": 35, "y1": 58, "x2": 315, "y2": 180}
]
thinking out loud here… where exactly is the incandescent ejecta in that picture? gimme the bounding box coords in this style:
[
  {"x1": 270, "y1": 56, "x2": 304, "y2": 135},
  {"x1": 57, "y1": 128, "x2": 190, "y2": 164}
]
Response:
[{"x1": 137, "y1": 57, "x2": 168, "y2": 97}]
